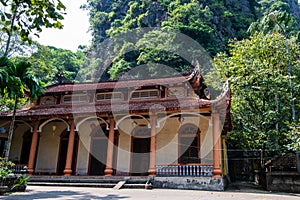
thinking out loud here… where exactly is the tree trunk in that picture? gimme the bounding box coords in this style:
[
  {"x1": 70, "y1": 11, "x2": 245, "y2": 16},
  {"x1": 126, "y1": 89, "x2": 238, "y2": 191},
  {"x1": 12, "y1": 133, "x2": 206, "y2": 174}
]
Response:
[
  {"x1": 4, "y1": 95, "x2": 18, "y2": 160},
  {"x1": 4, "y1": 7, "x2": 17, "y2": 57}
]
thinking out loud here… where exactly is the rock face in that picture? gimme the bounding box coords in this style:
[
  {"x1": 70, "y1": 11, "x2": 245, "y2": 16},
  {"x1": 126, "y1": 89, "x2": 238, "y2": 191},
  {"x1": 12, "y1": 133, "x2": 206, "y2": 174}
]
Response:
[
  {"x1": 85, "y1": 0, "x2": 300, "y2": 81},
  {"x1": 139, "y1": 2, "x2": 167, "y2": 27},
  {"x1": 90, "y1": 0, "x2": 300, "y2": 40}
]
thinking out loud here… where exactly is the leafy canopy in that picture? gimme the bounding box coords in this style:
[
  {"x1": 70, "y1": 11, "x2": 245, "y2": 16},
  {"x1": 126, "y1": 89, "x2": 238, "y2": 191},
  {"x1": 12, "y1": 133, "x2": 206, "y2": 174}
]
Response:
[
  {"x1": 0, "y1": 0, "x2": 66, "y2": 56},
  {"x1": 211, "y1": 32, "x2": 300, "y2": 155}
]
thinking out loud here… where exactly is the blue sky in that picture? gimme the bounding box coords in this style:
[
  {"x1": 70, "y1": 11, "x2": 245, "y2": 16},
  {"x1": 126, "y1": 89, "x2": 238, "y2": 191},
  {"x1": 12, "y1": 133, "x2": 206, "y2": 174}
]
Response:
[{"x1": 35, "y1": 0, "x2": 91, "y2": 52}]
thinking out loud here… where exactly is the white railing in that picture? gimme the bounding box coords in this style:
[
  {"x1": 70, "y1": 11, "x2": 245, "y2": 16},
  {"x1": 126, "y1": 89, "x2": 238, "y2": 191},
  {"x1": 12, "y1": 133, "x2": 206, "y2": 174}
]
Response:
[{"x1": 156, "y1": 164, "x2": 213, "y2": 177}]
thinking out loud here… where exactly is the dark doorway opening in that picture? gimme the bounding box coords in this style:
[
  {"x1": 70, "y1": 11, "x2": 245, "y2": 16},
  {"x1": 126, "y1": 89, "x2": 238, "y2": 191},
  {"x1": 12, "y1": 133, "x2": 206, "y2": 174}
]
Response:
[
  {"x1": 178, "y1": 124, "x2": 200, "y2": 164},
  {"x1": 89, "y1": 124, "x2": 108, "y2": 176},
  {"x1": 20, "y1": 131, "x2": 33, "y2": 164},
  {"x1": 131, "y1": 137, "x2": 150, "y2": 176}
]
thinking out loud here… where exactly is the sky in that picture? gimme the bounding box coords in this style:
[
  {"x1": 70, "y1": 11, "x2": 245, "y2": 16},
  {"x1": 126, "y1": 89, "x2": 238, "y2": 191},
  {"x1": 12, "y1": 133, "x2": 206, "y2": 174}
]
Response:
[
  {"x1": 34, "y1": 0, "x2": 300, "y2": 51},
  {"x1": 35, "y1": 0, "x2": 91, "y2": 52}
]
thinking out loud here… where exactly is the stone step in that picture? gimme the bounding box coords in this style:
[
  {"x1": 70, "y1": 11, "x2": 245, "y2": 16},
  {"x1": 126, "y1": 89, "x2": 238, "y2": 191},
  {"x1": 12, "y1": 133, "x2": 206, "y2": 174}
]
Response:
[
  {"x1": 113, "y1": 181, "x2": 126, "y2": 190},
  {"x1": 29, "y1": 177, "x2": 120, "y2": 184},
  {"x1": 123, "y1": 183, "x2": 147, "y2": 189},
  {"x1": 28, "y1": 181, "x2": 149, "y2": 189},
  {"x1": 27, "y1": 176, "x2": 151, "y2": 189},
  {"x1": 28, "y1": 182, "x2": 116, "y2": 188}
]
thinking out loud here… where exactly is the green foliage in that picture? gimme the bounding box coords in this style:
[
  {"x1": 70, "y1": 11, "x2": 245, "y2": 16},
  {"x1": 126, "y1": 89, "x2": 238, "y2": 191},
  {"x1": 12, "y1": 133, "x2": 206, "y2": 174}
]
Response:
[
  {"x1": 1, "y1": 58, "x2": 43, "y2": 99},
  {"x1": 162, "y1": 1, "x2": 217, "y2": 53},
  {"x1": 211, "y1": 32, "x2": 300, "y2": 155},
  {"x1": 0, "y1": 96, "x2": 28, "y2": 112},
  {"x1": 0, "y1": 158, "x2": 14, "y2": 180},
  {"x1": 285, "y1": 120, "x2": 300, "y2": 152},
  {"x1": 13, "y1": 174, "x2": 29, "y2": 188},
  {"x1": 86, "y1": 0, "x2": 260, "y2": 79},
  {"x1": 0, "y1": 0, "x2": 66, "y2": 57},
  {"x1": 0, "y1": 56, "x2": 44, "y2": 160},
  {"x1": 0, "y1": 21, "x2": 34, "y2": 57},
  {"x1": 13, "y1": 45, "x2": 88, "y2": 85},
  {"x1": 248, "y1": 10, "x2": 299, "y2": 36}
]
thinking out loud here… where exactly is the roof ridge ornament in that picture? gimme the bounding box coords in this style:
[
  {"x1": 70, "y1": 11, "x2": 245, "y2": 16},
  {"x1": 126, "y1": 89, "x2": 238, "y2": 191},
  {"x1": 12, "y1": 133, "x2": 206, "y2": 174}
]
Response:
[{"x1": 186, "y1": 61, "x2": 210, "y2": 100}]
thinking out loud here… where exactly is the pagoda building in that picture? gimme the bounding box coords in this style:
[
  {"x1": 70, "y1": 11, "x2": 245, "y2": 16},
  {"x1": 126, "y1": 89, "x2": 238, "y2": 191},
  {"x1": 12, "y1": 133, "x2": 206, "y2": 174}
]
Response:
[{"x1": 0, "y1": 68, "x2": 231, "y2": 190}]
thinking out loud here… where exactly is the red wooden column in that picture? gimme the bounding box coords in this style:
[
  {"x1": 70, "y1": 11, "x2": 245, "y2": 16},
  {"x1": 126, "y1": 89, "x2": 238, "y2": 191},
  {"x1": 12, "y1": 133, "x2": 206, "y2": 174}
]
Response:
[
  {"x1": 28, "y1": 120, "x2": 39, "y2": 176},
  {"x1": 148, "y1": 113, "x2": 157, "y2": 176},
  {"x1": 212, "y1": 110, "x2": 222, "y2": 178},
  {"x1": 64, "y1": 118, "x2": 75, "y2": 176},
  {"x1": 105, "y1": 116, "x2": 115, "y2": 176}
]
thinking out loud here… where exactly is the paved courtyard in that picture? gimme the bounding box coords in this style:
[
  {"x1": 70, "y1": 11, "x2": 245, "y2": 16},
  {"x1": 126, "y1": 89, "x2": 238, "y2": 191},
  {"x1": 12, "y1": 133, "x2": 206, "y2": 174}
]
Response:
[{"x1": 0, "y1": 185, "x2": 299, "y2": 200}]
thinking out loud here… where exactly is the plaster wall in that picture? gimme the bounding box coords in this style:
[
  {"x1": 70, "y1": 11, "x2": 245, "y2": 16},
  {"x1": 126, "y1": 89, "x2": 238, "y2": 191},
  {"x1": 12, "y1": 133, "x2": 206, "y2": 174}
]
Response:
[
  {"x1": 116, "y1": 128, "x2": 131, "y2": 175},
  {"x1": 201, "y1": 118, "x2": 213, "y2": 163},
  {"x1": 9, "y1": 124, "x2": 29, "y2": 162},
  {"x1": 76, "y1": 120, "x2": 94, "y2": 175},
  {"x1": 156, "y1": 118, "x2": 179, "y2": 165},
  {"x1": 156, "y1": 115, "x2": 213, "y2": 165},
  {"x1": 35, "y1": 122, "x2": 66, "y2": 174}
]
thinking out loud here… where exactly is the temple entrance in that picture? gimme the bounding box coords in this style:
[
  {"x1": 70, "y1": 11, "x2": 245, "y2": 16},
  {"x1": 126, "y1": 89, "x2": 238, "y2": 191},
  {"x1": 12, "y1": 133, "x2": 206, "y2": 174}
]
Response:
[
  {"x1": 0, "y1": 137, "x2": 7, "y2": 158},
  {"x1": 178, "y1": 124, "x2": 200, "y2": 164},
  {"x1": 89, "y1": 124, "x2": 108, "y2": 175},
  {"x1": 131, "y1": 126, "x2": 150, "y2": 176},
  {"x1": 20, "y1": 131, "x2": 33, "y2": 164}
]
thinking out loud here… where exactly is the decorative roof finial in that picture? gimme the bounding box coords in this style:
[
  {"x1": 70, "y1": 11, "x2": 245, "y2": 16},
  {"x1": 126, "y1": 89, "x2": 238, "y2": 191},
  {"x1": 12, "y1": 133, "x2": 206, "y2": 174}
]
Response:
[{"x1": 186, "y1": 60, "x2": 210, "y2": 100}]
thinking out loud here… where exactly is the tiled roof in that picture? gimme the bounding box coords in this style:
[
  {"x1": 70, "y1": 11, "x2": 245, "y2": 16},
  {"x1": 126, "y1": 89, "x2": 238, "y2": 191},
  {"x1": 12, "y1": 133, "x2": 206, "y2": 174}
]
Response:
[
  {"x1": 0, "y1": 98, "x2": 211, "y2": 117},
  {"x1": 45, "y1": 76, "x2": 188, "y2": 93}
]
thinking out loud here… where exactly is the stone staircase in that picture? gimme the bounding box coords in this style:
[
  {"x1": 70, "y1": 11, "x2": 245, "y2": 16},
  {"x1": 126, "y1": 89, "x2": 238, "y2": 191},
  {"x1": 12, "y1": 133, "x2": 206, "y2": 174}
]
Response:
[{"x1": 28, "y1": 176, "x2": 150, "y2": 189}]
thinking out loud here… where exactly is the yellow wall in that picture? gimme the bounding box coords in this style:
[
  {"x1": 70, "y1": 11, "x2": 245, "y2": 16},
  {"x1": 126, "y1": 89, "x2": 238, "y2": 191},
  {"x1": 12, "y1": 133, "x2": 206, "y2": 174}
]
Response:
[
  {"x1": 116, "y1": 129, "x2": 131, "y2": 174},
  {"x1": 115, "y1": 118, "x2": 149, "y2": 175},
  {"x1": 156, "y1": 115, "x2": 213, "y2": 165},
  {"x1": 4, "y1": 113, "x2": 217, "y2": 175},
  {"x1": 9, "y1": 124, "x2": 30, "y2": 162},
  {"x1": 35, "y1": 122, "x2": 66, "y2": 174},
  {"x1": 200, "y1": 118, "x2": 213, "y2": 163},
  {"x1": 76, "y1": 119, "x2": 95, "y2": 175},
  {"x1": 156, "y1": 118, "x2": 179, "y2": 165}
]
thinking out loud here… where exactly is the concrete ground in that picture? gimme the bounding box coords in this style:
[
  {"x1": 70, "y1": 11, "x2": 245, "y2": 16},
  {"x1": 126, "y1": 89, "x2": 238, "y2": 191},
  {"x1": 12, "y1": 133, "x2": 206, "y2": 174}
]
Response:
[{"x1": 1, "y1": 183, "x2": 300, "y2": 200}]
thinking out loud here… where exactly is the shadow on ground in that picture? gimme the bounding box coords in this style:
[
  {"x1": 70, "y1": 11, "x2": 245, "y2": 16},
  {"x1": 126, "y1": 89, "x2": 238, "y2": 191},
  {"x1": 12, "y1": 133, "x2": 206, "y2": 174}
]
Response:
[
  {"x1": 0, "y1": 190, "x2": 130, "y2": 200},
  {"x1": 226, "y1": 181, "x2": 300, "y2": 198}
]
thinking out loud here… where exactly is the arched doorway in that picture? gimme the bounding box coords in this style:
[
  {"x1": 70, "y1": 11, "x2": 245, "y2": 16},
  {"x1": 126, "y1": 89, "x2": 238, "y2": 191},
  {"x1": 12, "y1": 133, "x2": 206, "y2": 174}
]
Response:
[
  {"x1": 178, "y1": 124, "x2": 200, "y2": 164},
  {"x1": 35, "y1": 119, "x2": 68, "y2": 175},
  {"x1": 131, "y1": 126, "x2": 151, "y2": 176},
  {"x1": 57, "y1": 129, "x2": 79, "y2": 175},
  {"x1": 88, "y1": 123, "x2": 108, "y2": 175}
]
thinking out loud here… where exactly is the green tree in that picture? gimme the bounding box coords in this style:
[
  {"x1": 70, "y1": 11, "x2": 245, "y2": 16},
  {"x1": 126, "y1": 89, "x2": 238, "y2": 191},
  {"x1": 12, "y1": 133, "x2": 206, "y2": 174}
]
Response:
[
  {"x1": 285, "y1": 120, "x2": 300, "y2": 152},
  {"x1": 13, "y1": 45, "x2": 88, "y2": 85},
  {"x1": 0, "y1": 0, "x2": 66, "y2": 57},
  {"x1": 210, "y1": 33, "x2": 300, "y2": 156},
  {"x1": 31, "y1": 45, "x2": 87, "y2": 84},
  {"x1": 85, "y1": 0, "x2": 260, "y2": 80},
  {"x1": 248, "y1": 10, "x2": 299, "y2": 36},
  {"x1": 0, "y1": 57, "x2": 43, "y2": 160},
  {"x1": 162, "y1": 0, "x2": 216, "y2": 53},
  {"x1": 0, "y1": 21, "x2": 34, "y2": 57}
]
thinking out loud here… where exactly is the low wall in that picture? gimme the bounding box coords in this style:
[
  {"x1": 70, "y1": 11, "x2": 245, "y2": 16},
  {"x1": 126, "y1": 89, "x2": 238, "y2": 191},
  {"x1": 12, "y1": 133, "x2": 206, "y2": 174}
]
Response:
[
  {"x1": 153, "y1": 177, "x2": 225, "y2": 191},
  {"x1": 265, "y1": 171, "x2": 300, "y2": 193}
]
